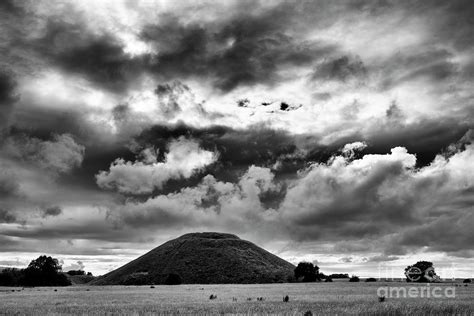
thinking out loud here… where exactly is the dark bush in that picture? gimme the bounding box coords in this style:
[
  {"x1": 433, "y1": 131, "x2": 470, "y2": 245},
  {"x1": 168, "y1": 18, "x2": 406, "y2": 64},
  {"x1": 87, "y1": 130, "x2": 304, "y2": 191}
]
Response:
[
  {"x1": 66, "y1": 270, "x2": 85, "y2": 276},
  {"x1": 0, "y1": 268, "x2": 23, "y2": 286},
  {"x1": 365, "y1": 278, "x2": 377, "y2": 282},
  {"x1": 463, "y1": 279, "x2": 472, "y2": 283},
  {"x1": 349, "y1": 276, "x2": 360, "y2": 282},
  {"x1": 329, "y1": 273, "x2": 349, "y2": 279},
  {"x1": 121, "y1": 274, "x2": 150, "y2": 285},
  {"x1": 324, "y1": 277, "x2": 333, "y2": 282},
  {"x1": 164, "y1": 273, "x2": 182, "y2": 285}
]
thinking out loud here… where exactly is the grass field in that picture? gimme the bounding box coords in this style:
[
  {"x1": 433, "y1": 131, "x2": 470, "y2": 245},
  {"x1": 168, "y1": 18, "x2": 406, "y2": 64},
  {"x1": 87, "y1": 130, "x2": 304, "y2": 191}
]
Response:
[{"x1": 0, "y1": 281, "x2": 473, "y2": 315}]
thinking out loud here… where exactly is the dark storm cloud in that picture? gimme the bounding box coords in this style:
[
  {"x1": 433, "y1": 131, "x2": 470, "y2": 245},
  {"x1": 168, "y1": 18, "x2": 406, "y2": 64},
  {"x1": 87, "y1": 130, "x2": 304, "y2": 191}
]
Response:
[
  {"x1": 312, "y1": 55, "x2": 367, "y2": 82},
  {"x1": 132, "y1": 116, "x2": 469, "y2": 188},
  {"x1": 67, "y1": 143, "x2": 135, "y2": 190},
  {"x1": 378, "y1": 49, "x2": 458, "y2": 89},
  {"x1": 52, "y1": 38, "x2": 148, "y2": 93},
  {"x1": 279, "y1": 127, "x2": 474, "y2": 258},
  {"x1": 2, "y1": 1, "x2": 339, "y2": 94},
  {"x1": 0, "y1": 70, "x2": 18, "y2": 128},
  {"x1": 154, "y1": 81, "x2": 208, "y2": 116},
  {"x1": 0, "y1": 3, "x2": 149, "y2": 93},
  {"x1": 31, "y1": 21, "x2": 150, "y2": 93},
  {"x1": 0, "y1": 0, "x2": 473, "y2": 270},
  {"x1": 5, "y1": 102, "x2": 136, "y2": 191},
  {"x1": 0, "y1": 170, "x2": 19, "y2": 198},
  {"x1": 288, "y1": 161, "x2": 421, "y2": 241},
  {"x1": 140, "y1": 5, "x2": 338, "y2": 91},
  {"x1": 1, "y1": 222, "x2": 139, "y2": 243},
  {"x1": 121, "y1": 206, "x2": 192, "y2": 229},
  {"x1": 4, "y1": 106, "x2": 137, "y2": 194},
  {"x1": 111, "y1": 103, "x2": 130, "y2": 122},
  {"x1": 426, "y1": 0, "x2": 474, "y2": 50},
  {"x1": 10, "y1": 99, "x2": 119, "y2": 152},
  {"x1": 338, "y1": 257, "x2": 353, "y2": 263},
  {"x1": 348, "y1": 0, "x2": 474, "y2": 51},
  {"x1": 0, "y1": 208, "x2": 16, "y2": 223},
  {"x1": 445, "y1": 129, "x2": 474, "y2": 154},
  {"x1": 385, "y1": 101, "x2": 404, "y2": 120},
  {"x1": 330, "y1": 115, "x2": 470, "y2": 167},
  {"x1": 366, "y1": 119, "x2": 470, "y2": 167},
  {"x1": 393, "y1": 211, "x2": 474, "y2": 255},
  {"x1": 2, "y1": 133, "x2": 85, "y2": 174},
  {"x1": 0, "y1": 235, "x2": 19, "y2": 249},
  {"x1": 0, "y1": 0, "x2": 23, "y2": 14},
  {"x1": 41, "y1": 206, "x2": 62, "y2": 218},
  {"x1": 3, "y1": 0, "x2": 474, "y2": 97},
  {"x1": 364, "y1": 255, "x2": 399, "y2": 263},
  {"x1": 83, "y1": 122, "x2": 309, "y2": 198},
  {"x1": 0, "y1": 70, "x2": 17, "y2": 105},
  {"x1": 134, "y1": 123, "x2": 305, "y2": 182}
]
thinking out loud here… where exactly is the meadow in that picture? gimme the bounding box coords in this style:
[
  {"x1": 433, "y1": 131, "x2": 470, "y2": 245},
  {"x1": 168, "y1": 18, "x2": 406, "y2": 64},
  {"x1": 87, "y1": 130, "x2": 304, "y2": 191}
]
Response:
[{"x1": 0, "y1": 281, "x2": 473, "y2": 315}]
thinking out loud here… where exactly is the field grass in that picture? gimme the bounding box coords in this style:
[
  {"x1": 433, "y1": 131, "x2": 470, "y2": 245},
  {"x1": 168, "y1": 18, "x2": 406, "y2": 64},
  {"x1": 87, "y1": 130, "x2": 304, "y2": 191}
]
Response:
[{"x1": 0, "y1": 281, "x2": 473, "y2": 315}]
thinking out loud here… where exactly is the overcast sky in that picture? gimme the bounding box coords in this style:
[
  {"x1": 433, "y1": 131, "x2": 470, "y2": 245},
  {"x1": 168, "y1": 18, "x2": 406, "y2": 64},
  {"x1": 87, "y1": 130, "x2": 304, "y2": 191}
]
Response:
[{"x1": 0, "y1": 0, "x2": 473, "y2": 277}]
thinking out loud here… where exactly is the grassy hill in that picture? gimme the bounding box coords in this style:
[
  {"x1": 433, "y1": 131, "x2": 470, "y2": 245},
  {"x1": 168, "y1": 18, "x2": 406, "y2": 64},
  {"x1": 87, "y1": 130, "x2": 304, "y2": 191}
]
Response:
[
  {"x1": 66, "y1": 274, "x2": 95, "y2": 285},
  {"x1": 92, "y1": 232, "x2": 295, "y2": 285}
]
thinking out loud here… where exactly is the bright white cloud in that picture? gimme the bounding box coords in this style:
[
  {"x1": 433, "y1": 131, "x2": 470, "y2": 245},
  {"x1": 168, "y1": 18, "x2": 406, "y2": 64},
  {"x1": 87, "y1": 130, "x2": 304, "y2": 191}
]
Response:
[
  {"x1": 341, "y1": 141, "x2": 367, "y2": 158},
  {"x1": 96, "y1": 137, "x2": 217, "y2": 194}
]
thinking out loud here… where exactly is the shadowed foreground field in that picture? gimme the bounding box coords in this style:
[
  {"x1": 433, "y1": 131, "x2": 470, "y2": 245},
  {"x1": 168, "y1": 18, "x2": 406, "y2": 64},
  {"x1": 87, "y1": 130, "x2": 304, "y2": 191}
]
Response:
[{"x1": 0, "y1": 282, "x2": 473, "y2": 315}]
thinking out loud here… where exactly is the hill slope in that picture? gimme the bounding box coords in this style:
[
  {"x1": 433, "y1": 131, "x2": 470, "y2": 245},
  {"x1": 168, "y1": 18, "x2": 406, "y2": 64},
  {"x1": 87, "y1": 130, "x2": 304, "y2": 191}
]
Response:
[
  {"x1": 67, "y1": 274, "x2": 95, "y2": 285},
  {"x1": 92, "y1": 232, "x2": 295, "y2": 285}
]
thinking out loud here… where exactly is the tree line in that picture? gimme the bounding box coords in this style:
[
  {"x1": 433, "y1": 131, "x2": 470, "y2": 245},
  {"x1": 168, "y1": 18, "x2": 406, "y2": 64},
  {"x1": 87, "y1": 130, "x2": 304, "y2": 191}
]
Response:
[
  {"x1": 293, "y1": 260, "x2": 464, "y2": 283},
  {"x1": 0, "y1": 255, "x2": 93, "y2": 286},
  {"x1": 293, "y1": 262, "x2": 354, "y2": 282}
]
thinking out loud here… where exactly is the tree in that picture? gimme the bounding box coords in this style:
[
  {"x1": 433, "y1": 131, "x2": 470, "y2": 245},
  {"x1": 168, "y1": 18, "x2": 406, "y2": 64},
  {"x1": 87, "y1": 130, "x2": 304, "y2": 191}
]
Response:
[
  {"x1": 23, "y1": 255, "x2": 70, "y2": 286},
  {"x1": 294, "y1": 262, "x2": 320, "y2": 282},
  {"x1": 66, "y1": 270, "x2": 85, "y2": 276},
  {"x1": 0, "y1": 256, "x2": 71, "y2": 287},
  {"x1": 0, "y1": 268, "x2": 23, "y2": 286},
  {"x1": 404, "y1": 261, "x2": 440, "y2": 283},
  {"x1": 27, "y1": 256, "x2": 62, "y2": 273},
  {"x1": 349, "y1": 275, "x2": 360, "y2": 282},
  {"x1": 329, "y1": 273, "x2": 349, "y2": 279}
]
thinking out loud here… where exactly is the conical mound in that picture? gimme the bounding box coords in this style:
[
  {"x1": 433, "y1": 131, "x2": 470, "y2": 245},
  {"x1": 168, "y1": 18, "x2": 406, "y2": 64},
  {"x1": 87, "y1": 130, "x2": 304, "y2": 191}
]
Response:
[{"x1": 91, "y1": 232, "x2": 295, "y2": 285}]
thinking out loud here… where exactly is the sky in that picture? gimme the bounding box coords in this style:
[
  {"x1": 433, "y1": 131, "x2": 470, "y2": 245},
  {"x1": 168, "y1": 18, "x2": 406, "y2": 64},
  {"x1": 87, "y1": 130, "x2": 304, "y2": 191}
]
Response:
[{"x1": 0, "y1": 0, "x2": 473, "y2": 278}]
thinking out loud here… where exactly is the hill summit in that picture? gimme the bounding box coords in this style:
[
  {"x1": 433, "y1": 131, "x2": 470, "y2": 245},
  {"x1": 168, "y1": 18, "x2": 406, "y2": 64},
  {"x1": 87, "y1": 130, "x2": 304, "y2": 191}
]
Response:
[{"x1": 92, "y1": 232, "x2": 295, "y2": 285}]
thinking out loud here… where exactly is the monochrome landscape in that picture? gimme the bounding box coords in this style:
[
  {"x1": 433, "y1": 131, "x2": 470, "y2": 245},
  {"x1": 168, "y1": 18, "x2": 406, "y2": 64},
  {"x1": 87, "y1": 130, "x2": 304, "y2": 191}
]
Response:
[{"x1": 0, "y1": 0, "x2": 473, "y2": 314}]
